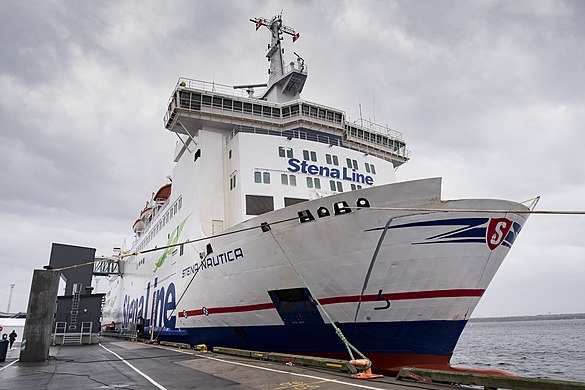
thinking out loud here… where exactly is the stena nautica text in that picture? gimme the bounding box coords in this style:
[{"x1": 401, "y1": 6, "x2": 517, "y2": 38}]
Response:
[{"x1": 101, "y1": 14, "x2": 530, "y2": 373}]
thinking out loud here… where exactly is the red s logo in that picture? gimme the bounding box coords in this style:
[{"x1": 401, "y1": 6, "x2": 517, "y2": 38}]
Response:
[{"x1": 487, "y1": 218, "x2": 512, "y2": 250}]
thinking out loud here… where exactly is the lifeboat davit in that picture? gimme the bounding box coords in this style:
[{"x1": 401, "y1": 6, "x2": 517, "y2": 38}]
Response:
[{"x1": 154, "y1": 183, "x2": 172, "y2": 202}]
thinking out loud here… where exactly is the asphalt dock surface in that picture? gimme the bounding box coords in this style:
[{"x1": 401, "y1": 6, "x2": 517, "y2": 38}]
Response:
[{"x1": 0, "y1": 337, "x2": 455, "y2": 390}]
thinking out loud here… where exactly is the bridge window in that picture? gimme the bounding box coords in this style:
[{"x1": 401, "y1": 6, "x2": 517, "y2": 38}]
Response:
[
  {"x1": 179, "y1": 91, "x2": 190, "y2": 108},
  {"x1": 212, "y1": 97, "x2": 222, "y2": 108},
  {"x1": 223, "y1": 98, "x2": 233, "y2": 109},
  {"x1": 202, "y1": 95, "x2": 212, "y2": 107},
  {"x1": 233, "y1": 100, "x2": 242, "y2": 112}
]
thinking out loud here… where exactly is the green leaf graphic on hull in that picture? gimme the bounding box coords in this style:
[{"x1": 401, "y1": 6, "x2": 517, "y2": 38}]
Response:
[
  {"x1": 103, "y1": 296, "x2": 116, "y2": 317},
  {"x1": 153, "y1": 216, "x2": 189, "y2": 273}
]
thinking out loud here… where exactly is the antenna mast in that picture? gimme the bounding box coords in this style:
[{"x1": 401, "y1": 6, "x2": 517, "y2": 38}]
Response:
[{"x1": 250, "y1": 14, "x2": 306, "y2": 102}]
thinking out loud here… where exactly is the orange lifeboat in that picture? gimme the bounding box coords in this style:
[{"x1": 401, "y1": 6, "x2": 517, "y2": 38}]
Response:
[
  {"x1": 154, "y1": 183, "x2": 172, "y2": 202},
  {"x1": 140, "y1": 207, "x2": 153, "y2": 222},
  {"x1": 132, "y1": 218, "x2": 145, "y2": 234}
]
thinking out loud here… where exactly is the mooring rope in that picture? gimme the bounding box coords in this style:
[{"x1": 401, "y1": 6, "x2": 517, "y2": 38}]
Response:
[
  {"x1": 348, "y1": 206, "x2": 585, "y2": 215},
  {"x1": 49, "y1": 216, "x2": 299, "y2": 272},
  {"x1": 267, "y1": 226, "x2": 369, "y2": 364},
  {"x1": 49, "y1": 205, "x2": 585, "y2": 273}
]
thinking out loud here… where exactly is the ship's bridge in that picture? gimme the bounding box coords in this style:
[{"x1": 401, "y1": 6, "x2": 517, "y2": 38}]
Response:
[{"x1": 164, "y1": 78, "x2": 410, "y2": 166}]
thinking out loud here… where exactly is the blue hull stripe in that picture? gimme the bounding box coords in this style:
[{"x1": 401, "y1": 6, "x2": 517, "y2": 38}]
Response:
[{"x1": 158, "y1": 320, "x2": 467, "y2": 357}]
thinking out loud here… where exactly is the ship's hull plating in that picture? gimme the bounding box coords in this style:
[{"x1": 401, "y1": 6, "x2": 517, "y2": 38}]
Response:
[{"x1": 104, "y1": 178, "x2": 529, "y2": 373}]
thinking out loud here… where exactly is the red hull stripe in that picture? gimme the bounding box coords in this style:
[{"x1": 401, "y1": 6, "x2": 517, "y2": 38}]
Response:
[
  {"x1": 178, "y1": 288, "x2": 484, "y2": 318},
  {"x1": 320, "y1": 288, "x2": 484, "y2": 305}
]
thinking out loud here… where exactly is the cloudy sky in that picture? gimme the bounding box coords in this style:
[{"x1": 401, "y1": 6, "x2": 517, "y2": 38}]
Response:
[{"x1": 1, "y1": 0, "x2": 583, "y2": 317}]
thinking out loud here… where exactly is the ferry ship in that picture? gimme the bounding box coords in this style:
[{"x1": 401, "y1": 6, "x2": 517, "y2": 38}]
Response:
[{"x1": 102, "y1": 14, "x2": 530, "y2": 373}]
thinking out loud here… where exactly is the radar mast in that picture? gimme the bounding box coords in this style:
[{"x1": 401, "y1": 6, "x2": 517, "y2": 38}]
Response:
[{"x1": 250, "y1": 14, "x2": 307, "y2": 103}]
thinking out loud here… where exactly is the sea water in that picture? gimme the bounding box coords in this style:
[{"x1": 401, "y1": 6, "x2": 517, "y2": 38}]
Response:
[{"x1": 451, "y1": 319, "x2": 585, "y2": 382}]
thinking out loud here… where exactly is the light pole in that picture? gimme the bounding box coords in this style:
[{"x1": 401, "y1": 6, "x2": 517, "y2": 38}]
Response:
[{"x1": 7, "y1": 283, "x2": 15, "y2": 313}]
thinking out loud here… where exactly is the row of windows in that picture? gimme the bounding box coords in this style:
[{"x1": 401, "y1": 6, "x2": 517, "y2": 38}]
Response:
[
  {"x1": 277, "y1": 146, "x2": 376, "y2": 173},
  {"x1": 137, "y1": 197, "x2": 183, "y2": 252},
  {"x1": 252, "y1": 171, "x2": 361, "y2": 193},
  {"x1": 177, "y1": 91, "x2": 344, "y2": 125},
  {"x1": 346, "y1": 125, "x2": 407, "y2": 156}
]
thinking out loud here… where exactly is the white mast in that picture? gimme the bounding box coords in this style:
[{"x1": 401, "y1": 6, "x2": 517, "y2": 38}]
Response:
[{"x1": 250, "y1": 14, "x2": 307, "y2": 103}]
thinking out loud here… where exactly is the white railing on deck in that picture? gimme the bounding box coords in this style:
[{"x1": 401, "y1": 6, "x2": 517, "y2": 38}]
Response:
[
  {"x1": 350, "y1": 118, "x2": 405, "y2": 141},
  {"x1": 175, "y1": 78, "x2": 266, "y2": 99}
]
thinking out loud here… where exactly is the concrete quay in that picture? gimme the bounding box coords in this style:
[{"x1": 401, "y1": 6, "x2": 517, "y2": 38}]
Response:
[{"x1": 0, "y1": 337, "x2": 452, "y2": 390}]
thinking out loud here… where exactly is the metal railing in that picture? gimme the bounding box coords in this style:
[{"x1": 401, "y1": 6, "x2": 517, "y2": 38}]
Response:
[
  {"x1": 226, "y1": 125, "x2": 342, "y2": 147},
  {"x1": 282, "y1": 61, "x2": 308, "y2": 76},
  {"x1": 174, "y1": 77, "x2": 269, "y2": 99},
  {"x1": 350, "y1": 118, "x2": 405, "y2": 141}
]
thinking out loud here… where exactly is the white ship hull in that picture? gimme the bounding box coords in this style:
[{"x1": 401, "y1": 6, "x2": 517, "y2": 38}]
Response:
[{"x1": 104, "y1": 177, "x2": 528, "y2": 372}]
